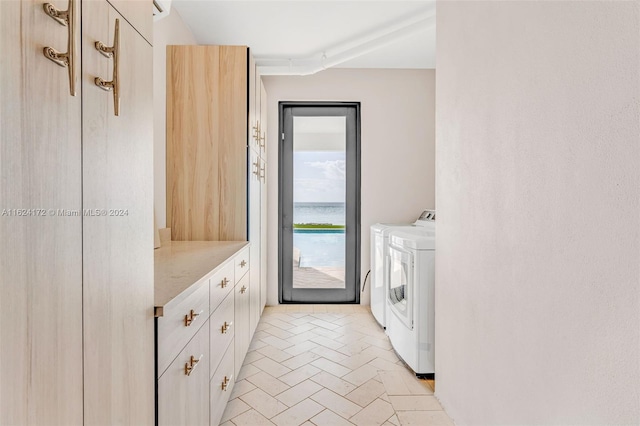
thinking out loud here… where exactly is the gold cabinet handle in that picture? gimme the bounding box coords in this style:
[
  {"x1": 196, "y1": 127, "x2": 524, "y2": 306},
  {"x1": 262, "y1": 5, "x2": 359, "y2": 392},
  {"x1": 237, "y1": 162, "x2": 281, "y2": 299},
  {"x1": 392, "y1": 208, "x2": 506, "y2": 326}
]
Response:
[
  {"x1": 43, "y1": 0, "x2": 77, "y2": 96},
  {"x1": 184, "y1": 354, "x2": 203, "y2": 376},
  {"x1": 259, "y1": 163, "x2": 266, "y2": 183},
  {"x1": 252, "y1": 121, "x2": 261, "y2": 144},
  {"x1": 240, "y1": 260, "x2": 247, "y2": 268},
  {"x1": 252, "y1": 160, "x2": 260, "y2": 177},
  {"x1": 184, "y1": 309, "x2": 202, "y2": 327},
  {"x1": 221, "y1": 374, "x2": 233, "y2": 391},
  {"x1": 221, "y1": 321, "x2": 233, "y2": 334},
  {"x1": 94, "y1": 19, "x2": 120, "y2": 116},
  {"x1": 240, "y1": 286, "x2": 246, "y2": 294},
  {"x1": 259, "y1": 132, "x2": 266, "y2": 150},
  {"x1": 220, "y1": 277, "x2": 230, "y2": 288}
]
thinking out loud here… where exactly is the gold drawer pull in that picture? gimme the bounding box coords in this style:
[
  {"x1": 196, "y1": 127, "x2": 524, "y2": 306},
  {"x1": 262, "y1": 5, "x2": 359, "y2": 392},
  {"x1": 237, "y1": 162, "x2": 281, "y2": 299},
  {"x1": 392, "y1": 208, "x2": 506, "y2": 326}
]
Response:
[
  {"x1": 221, "y1": 321, "x2": 233, "y2": 334},
  {"x1": 184, "y1": 354, "x2": 203, "y2": 376},
  {"x1": 184, "y1": 309, "x2": 202, "y2": 327},
  {"x1": 221, "y1": 374, "x2": 233, "y2": 391},
  {"x1": 94, "y1": 19, "x2": 120, "y2": 116},
  {"x1": 240, "y1": 260, "x2": 247, "y2": 268},
  {"x1": 252, "y1": 121, "x2": 260, "y2": 143},
  {"x1": 43, "y1": 0, "x2": 77, "y2": 96},
  {"x1": 221, "y1": 277, "x2": 230, "y2": 288},
  {"x1": 240, "y1": 286, "x2": 247, "y2": 294},
  {"x1": 259, "y1": 132, "x2": 266, "y2": 149}
]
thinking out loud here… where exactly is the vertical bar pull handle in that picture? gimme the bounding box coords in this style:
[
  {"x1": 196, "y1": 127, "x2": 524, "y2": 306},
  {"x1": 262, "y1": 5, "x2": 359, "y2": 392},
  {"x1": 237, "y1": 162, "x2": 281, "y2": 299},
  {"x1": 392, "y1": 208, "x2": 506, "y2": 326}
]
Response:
[
  {"x1": 95, "y1": 19, "x2": 120, "y2": 116},
  {"x1": 43, "y1": 0, "x2": 77, "y2": 96}
]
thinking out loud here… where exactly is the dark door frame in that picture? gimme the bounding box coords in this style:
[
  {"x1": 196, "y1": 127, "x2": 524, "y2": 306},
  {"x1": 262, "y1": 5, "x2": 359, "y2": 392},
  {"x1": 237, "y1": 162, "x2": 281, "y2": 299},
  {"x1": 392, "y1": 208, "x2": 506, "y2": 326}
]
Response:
[{"x1": 278, "y1": 101, "x2": 361, "y2": 304}]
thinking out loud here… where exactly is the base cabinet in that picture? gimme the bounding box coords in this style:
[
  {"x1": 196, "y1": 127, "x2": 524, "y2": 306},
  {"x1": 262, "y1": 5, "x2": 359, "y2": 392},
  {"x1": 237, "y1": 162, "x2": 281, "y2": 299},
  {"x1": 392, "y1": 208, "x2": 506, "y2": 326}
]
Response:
[
  {"x1": 234, "y1": 274, "x2": 251, "y2": 378},
  {"x1": 156, "y1": 244, "x2": 258, "y2": 426},
  {"x1": 158, "y1": 320, "x2": 210, "y2": 426}
]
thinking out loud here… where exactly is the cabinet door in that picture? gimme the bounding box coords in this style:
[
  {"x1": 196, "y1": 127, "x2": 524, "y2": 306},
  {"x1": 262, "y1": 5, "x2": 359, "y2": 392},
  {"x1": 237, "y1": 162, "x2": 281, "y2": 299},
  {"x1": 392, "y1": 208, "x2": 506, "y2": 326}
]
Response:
[
  {"x1": 106, "y1": 0, "x2": 152, "y2": 44},
  {"x1": 158, "y1": 320, "x2": 210, "y2": 426},
  {"x1": 82, "y1": 2, "x2": 154, "y2": 424},
  {"x1": 234, "y1": 274, "x2": 251, "y2": 378},
  {"x1": 259, "y1": 81, "x2": 268, "y2": 310},
  {"x1": 0, "y1": 1, "x2": 83, "y2": 424},
  {"x1": 248, "y1": 51, "x2": 259, "y2": 154},
  {"x1": 249, "y1": 150, "x2": 261, "y2": 335}
]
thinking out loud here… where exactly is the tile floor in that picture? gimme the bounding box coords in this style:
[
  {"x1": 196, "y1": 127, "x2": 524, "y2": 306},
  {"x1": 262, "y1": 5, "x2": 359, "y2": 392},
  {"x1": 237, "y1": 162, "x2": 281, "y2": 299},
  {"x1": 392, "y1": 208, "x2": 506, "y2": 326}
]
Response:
[{"x1": 220, "y1": 305, "x2": 454, "y2": 426}]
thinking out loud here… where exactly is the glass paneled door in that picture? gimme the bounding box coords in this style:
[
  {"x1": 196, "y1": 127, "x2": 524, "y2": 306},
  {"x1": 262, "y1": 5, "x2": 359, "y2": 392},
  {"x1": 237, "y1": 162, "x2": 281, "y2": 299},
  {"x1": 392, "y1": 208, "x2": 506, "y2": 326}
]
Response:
[{"x1": 279, "y1": 103, "x2": 360, "y2": 303}]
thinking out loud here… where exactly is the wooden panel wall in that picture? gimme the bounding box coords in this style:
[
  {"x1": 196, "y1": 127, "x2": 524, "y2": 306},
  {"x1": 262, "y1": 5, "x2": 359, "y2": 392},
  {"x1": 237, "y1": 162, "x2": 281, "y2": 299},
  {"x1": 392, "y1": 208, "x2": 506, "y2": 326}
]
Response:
[{"x1": 167, "y1": 45, "x2": 248, "y2": 241}]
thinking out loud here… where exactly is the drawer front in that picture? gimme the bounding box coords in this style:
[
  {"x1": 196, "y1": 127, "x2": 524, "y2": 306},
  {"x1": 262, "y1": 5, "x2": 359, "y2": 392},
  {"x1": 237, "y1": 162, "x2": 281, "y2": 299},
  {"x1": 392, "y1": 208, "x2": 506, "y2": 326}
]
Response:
[
  {"x1": 157, "y1": 281, "x2": 209, "y2": 376},
  {"x1": 210, "y1": 261, "x2": 234, "y2": 313},
  {"x1": 234, "y1": 246, "x2": 250, "y2": 280},
  {"x1": 210, "y1": 341, "x2": 235, "y2": 426},
  {"x1": 209, "y1": 291, "x2": 235, "y2": 378},
  {"x1": 158, "y1": 320, "x2": 210, "y2": 426}
]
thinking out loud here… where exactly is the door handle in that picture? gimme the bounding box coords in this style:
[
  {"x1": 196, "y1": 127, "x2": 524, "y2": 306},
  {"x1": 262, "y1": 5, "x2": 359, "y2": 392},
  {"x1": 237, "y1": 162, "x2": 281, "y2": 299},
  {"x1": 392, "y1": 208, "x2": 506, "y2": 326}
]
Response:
[
  {"x1": 94, "y1": 19, "x2": 120, "y2": 116},
  {"x1": 43, "y1": 0, "x2": 77, "y2": 96}
]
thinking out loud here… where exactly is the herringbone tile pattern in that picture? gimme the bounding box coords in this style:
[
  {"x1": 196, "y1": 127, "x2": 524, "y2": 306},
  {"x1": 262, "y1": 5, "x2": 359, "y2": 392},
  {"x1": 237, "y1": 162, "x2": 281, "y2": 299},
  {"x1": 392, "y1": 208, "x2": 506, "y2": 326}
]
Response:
[{"x1": 220, "y1": 305, "x2": 453, "y2": 426}]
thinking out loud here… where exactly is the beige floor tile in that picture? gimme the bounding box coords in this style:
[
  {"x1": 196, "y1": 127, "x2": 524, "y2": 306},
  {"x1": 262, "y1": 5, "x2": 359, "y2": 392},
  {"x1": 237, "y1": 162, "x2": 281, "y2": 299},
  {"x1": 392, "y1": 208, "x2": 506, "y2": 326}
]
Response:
[
  {"x1": 230, "y1": 379, "x2": 257, "y2": 400},
  {"x1": 265, "y1": 327, "x2": 295, "y2": 340},
  {"x1": 310, "y1": 346, "x2": 348, "y2": 363},
  {"x1": 311, "y1": 357, "x2": 351, "y2": 377},
  {"x1": 360, "y1": 346, "x2": 399, "y2": 363},
  {"x1": 310, "y1": 335, "x2": 345, "y2": 351},
  {"x1": 309, "y1": 318, "x2": 341, "y2": 331},
  {"x1": 279, "y1": 364, "x2": 322, "y2": 387},
  {"x1": 282, "y1": 351, "x2": 321, "y2": 370},
  {"x1": 379, "y1": 393, "x2": 391, "y2": 402},
  {"x1": 262, "y1": 335, "x2": 295, "y2": 350},
  {"x1": 396, "y1": 410, "x2": 454, "y2": 426},
  {"x1": 239, "y1": 388, "x2": 288, "y2": 419},
  {"x1": 342, "y1": 352, "x2": 378, "y2": 370},
  {"x1": 345, "y1": 379, "x2": 386, "y2": 407},
  {"x1": 287, "y1": 323, "x2": 316, "y2": 336},
  {"x1": 230, "y1": 408, "x2": 275, "y2": 425},
  {"x1": 220, "y1": 398, "x2": 251, "y2": 423},
  {"x1": 219, "y1": 421, "x2": 234, "y2": 426},
  {"x1": 243, "y1": 350, "x2": 266, "y2": 365},
  {"x1": 343, "y1": 364, "x2": 379, "y2": 386},
  {"x1": 386, "y1": 414, "x2": 400, "y2": 425},
  {"x1": 253, "y1": 357, "x2": 293, "y2": 378},
  {"x1": 310, "y1": 409, "x2": 355, "y2": 426},
  {"x1": 271, "y1": 398, "x2": 324, "y2": 426},
  {"x1": 388, "y1": 396, "x2": 442, "y2": 411},
  {"x1": 310, "y1": 389, "x2": 362, "y2": 419},
  {"x1": 336, "y1": 340, "x2": 371, "y2": 356},
  {"x1": 263, "y1": 318, "x2": 295, "y2": 331},
  {"x1": 300, "y1": 422, "x2": 315, "y2": 426},
  {"x1": 362, "y1": 335, "x2": 393, "y2": 350},
  {"x1": 276, "y1": 379, "x2": 323, "y2": 407},
  {"x1": 377, "y1": 370, "x2": 433, "y2": 396},
  {"x1": 312, "y1": 327, "x2": 343, "y2": 340},
  {"x1": 246, "y1": 371, "x2": 290, "y2": 396},
  {"x1": 287, "y1": 331, "x2": 321, "y2": 345},
  {"x1": 310, "y1": 371, "x2": 357, "y2": 396},
  {"x1": 257, "y1": 345, "x2": 294, "y2": 363},
  {"x1": 249, "y1": 339, "x2": 268, "y2": 351},
  {"x1": 237, "y1": 363, "x2": 261, "y2": 381},
  {"x1": 349, "y1": 398, "x2": 394, "y2": 426},
  {"x1": 284, "y1": 341, "x2": 318, "y2": 357},
  {"x1": 368, "y1": 357, "x2": 406, "y2": 371}
]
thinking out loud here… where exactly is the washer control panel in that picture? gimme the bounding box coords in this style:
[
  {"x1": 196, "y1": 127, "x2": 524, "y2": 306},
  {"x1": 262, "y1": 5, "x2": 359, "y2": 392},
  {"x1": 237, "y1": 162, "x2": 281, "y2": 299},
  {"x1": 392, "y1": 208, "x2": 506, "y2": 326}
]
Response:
[{"x1": 417, "y1": 210, "x2": 436, "y2": 221}]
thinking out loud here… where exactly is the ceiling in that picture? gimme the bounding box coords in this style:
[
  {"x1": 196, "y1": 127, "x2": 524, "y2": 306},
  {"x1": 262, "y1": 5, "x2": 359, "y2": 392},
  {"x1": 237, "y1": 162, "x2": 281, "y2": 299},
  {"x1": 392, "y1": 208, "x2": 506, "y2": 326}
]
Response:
[{"x1": 171, "y1": 1, "x2": 436, "y2": 72}]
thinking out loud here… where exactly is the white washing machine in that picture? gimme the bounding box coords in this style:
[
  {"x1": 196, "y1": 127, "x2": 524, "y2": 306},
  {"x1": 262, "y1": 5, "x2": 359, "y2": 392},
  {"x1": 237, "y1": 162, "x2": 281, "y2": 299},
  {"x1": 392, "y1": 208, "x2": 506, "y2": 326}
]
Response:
[
  {"x1": 386, "y1": 213, "x2": 435, "y2": 377},
  {"x1": 370, "y1": 211, "x2": 433, "y2": 329}
]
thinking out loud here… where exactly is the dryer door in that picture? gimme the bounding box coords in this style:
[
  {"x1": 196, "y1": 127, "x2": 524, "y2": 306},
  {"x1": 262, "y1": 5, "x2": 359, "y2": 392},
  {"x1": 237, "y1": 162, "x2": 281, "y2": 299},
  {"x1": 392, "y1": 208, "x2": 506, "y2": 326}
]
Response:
[{"x1": 388, "y1": 244, "x2": 413, "y2": 329}]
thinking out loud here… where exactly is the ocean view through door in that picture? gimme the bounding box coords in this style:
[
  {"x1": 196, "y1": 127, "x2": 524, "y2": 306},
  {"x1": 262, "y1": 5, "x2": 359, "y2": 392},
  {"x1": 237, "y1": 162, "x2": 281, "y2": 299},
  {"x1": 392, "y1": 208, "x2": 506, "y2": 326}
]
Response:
[{"x1": 279, "y1": 103, "x2": 360, "y2": 303}]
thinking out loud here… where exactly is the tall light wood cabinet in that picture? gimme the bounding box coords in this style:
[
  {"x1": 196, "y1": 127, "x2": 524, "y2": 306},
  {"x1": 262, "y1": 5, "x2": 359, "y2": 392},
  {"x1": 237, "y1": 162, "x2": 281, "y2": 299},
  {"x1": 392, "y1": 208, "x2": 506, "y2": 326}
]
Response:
[
  {"x1": 0, "y1": 1, "x2": 83, "y2": 423},
  {"x1": 167, "y1": 44, "x2": 268, "y2": 341},
  {"x1": 0, "y1": 1, "x2": 154, "y2": 424}
]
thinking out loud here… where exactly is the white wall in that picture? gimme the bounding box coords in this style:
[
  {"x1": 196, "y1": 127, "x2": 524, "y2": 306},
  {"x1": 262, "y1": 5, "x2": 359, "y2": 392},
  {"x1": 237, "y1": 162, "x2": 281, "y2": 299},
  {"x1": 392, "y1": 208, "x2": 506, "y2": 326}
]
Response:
[
  {"x1": 435, "y1": 2, "x2": 640, "y2": 424},
  {"x1": 263, "y1": 69, "x2": 436, "y2": 306},
  {"x1": 154, "y1": 10, "x2": 196, "y2": 228}
]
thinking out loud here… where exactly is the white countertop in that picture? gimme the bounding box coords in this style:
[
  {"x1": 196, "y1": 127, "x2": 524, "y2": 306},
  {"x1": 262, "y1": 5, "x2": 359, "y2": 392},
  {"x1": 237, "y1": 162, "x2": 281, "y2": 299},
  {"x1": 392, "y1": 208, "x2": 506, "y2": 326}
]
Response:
[{"x1": 154, "y1": 240, "x2": 249, "y2": 311}]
